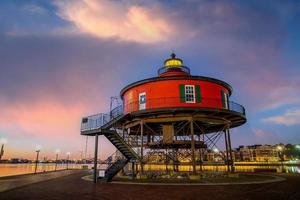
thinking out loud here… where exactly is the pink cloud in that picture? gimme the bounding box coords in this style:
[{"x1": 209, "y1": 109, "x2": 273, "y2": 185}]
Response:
[
  {"x1": 55, "y1": 0, "x2": 173, "y2": 43},
  {"x1": 0, "y1": 98, "x2": 116, "y2": 160}
]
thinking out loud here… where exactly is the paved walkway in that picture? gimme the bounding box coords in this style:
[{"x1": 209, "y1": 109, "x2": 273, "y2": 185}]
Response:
[
  {"x1": 82, "y1": 174, "x2": 286, "y2": 186},
  {"x1": 0, "y1": 169, "x2": 83, "y2": 193},
  {"x1": 0, "y1": 172, "x2": 300, "y2": 200}
]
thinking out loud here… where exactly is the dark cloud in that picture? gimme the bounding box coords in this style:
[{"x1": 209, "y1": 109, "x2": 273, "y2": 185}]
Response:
[
  {"x1": 0, "y1": 33, "x2": 163, "y2": 107},
  {"x1": 1, "y1": 0, "x2": 300, "y2": 157}
]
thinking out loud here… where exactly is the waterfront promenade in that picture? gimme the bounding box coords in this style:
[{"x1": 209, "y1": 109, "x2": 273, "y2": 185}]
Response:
[
  {"x1": 0, "y1": 169, "x2": 82, "y2": 193},
  {"x1": 0, "y1": 171, "x2": 300, "y2": 200}
]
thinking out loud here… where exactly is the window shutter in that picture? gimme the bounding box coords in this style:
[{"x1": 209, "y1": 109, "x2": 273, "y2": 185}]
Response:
[
  {"x1": 221, "y1": 90, "x2": 225, "y2": 108},
  {"x1": 195, "y1": 85, "x2": 201, "y2": 103},
  {"x1": 179, "y1": 84, "x2": 185, "y2": 102}
]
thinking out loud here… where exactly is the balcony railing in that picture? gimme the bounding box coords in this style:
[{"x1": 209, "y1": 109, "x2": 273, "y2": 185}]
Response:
[
  {"x1": 81, "y1": 105, "x2": 123, "y2": 131},
  {"x1": 157, "y1": 66, "x2": 190, "y2": 75},
  {"x1": 124, "y1": 97, "x2": 246, "y2": 115},
  {"x1": 81, "y1": 98, "x2": 245, "y2": 132}
]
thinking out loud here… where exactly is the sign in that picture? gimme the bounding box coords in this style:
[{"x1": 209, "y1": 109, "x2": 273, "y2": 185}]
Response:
[{"x1": 98, "y1": 170, "x2": 105, "y2": 178}]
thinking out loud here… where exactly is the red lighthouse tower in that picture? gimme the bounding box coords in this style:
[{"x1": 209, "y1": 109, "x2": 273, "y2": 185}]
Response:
[{"x1": 81, "y1": 53, "x2": 246, "y2": 182}]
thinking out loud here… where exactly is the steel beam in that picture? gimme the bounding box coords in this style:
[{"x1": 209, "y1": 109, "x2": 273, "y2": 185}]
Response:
[
  {"x1": 224, "y1": 130, "x2": 230, "y2": 172},
  {"x1": 190, "y1": 120, "x2": 196, "y2": 174},
  {"x1": 227, "y1": 129, "x2": 235, "y2": 172}
]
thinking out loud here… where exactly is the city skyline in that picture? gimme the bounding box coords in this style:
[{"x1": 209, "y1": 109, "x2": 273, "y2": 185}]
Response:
[{"x1": 0, "y1": 0, "x2": 300, "y2": 160}]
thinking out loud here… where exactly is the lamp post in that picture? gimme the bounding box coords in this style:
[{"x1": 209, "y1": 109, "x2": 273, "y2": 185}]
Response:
[
  {"x1": 34, "y1": 145, "x2": 41, "y2": 174},
  {"x1": 55, "y1": 149, "x2": 60, "y2": 171},
  {"x1": 295, "y1": 145, "x2": 300, "y2": 160},
  {"x1": 0, "y1": 138, "x2": 7, "y2": 161},
  {"x1": 213, "y1": 148, "x2": 219, "y2": 172},
  {"x1": 277, "y1": 145, "x2": 284, "y2": 173},
  {"x1": 66, "y1": 152, "x2": 71, "y2": 170}
]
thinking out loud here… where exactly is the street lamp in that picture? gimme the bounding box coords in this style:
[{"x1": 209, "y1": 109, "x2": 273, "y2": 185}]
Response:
[
  {"x1": 294, "y1": 145, "x2": 300, "y2": 161},
  {"x1": 66, "y1": 152, "x2": 71, "y2": 170},
  {"x1": 213, "y1": 148, "x2": 219, "y2": 172},
  {"x1": 0, "y1": 138, "x2": 7, "y2": 161},
  {"x1": 34, "y1": 145, "x2": 41, "y2": 174},
  {"x1": 277, "y1": 145, "x2": 284, "y2": 172},
  {"x1": 55, "y1": 149, "x2": 60, "y2": 171},
  {"x1": 213, "y1": 147, "x2": 219, "y2": 153}
]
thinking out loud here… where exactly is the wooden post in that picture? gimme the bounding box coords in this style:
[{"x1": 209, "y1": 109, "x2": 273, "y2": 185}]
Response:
[
  {"x1": 190, "y1": 120, "x2": 196, "y2": 174},
  {"x1": 93, "y1": 134, "x2": 99, "y2": 183}
]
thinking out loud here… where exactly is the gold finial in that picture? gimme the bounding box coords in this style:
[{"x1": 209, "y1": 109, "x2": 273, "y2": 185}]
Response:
[
  {"x1": 164, "y1": 52, "x2": 183, "y2": 68},
  {"x1": 171, "y1": 52, "x2": 176, "y2": 59}
]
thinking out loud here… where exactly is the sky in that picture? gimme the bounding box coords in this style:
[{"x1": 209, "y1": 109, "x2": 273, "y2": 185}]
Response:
[{"x1": 0, "y1": 0, "x2": 300, "y2": 160}]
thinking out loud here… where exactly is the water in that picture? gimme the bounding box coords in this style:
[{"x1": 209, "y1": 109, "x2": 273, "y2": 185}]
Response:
[
  {"x1": 1, "y1": 163, "x2": 299, "y2": 177},
  {"x1": 134, "y1": 164, "x2": 300, "y2": 174},
  {"x1": 0, "y1": 163, "x2": 87, "y2": 177}
]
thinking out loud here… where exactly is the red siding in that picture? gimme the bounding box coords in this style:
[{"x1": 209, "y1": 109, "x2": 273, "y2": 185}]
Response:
[{"x1": 122, "y1": 79, "x2": 229, "y2": 113}]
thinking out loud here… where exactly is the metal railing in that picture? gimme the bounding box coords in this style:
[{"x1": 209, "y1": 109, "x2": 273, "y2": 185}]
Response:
[
  {"x1": 80, "y1": 105, "x2": 124, "y2": 131},
  {"x1": 124, "y1": 97, "x2": 245, "y2": 115},
  {"x1": 110, "y1": 104, "x2": 124, "y2": 119},
  {"x1": 81, "y1": 98, "x2": 245, "y2": 132},
  {"x1": 157, "y1": 66, "x2": 190, "y2": 75}
]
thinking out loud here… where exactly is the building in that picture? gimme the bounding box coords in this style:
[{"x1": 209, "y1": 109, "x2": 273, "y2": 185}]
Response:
[{"x1": 233, "y1": 145, "x2": 281, "y2": 162}]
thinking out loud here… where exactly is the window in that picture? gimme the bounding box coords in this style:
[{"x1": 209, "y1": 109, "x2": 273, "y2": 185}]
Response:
[
  {"x1": 185, "y1": 85, "x2": 195, "y2": 103},
  {"x1": 180, "y1": 84, "x2": 201, "y2": 103},
  {"x1": 139, "y1": 92, "x2": 146, "y2": 110},
  {"x1": 221, "y1": 90, "x2": 229, "y2": 109}
]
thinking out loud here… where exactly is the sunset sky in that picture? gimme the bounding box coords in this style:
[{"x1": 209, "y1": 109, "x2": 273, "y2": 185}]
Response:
[{"x1": 0, "y1": 0, "x2": 300, "y2": 160}]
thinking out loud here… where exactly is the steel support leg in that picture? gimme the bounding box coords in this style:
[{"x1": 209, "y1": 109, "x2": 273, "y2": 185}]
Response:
[
  {"x1": 227, "y1": 129, "x2": 235, "y2": 173},
  {"x1": 224, "y1": 130, "x2": 230, "y2": 172},
  {"x1": 141, "y1": 121, "x2": 144, "y2": 174},
  {"x1": 191, "y1": 120, "x2": 196, "y2": 174},
  {"x1": 131, "y1": 162, "x2": 135, "y2": 179},
  {"x1": 93, "y1": 134, "x2": 99, "y2": 183}
]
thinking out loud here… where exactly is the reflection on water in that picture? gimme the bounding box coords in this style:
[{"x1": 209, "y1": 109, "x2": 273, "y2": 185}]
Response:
[
  {"x1": 134, "y1": 164, "x2": 300, "y2": 174},
  {"x1": 0, "y1": 163, "x2": 85, "y2": 177},
  {"x1": 206, "y1": 165, "x2": 300, "y2": 173},
  {"x1": 1, "y1": 163, "x2": 299, "y2": 177}
]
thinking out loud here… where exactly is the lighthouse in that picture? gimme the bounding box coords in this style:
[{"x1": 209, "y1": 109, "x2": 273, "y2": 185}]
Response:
[{"x1": 81, "y1": 53, "x2": 246, "y2": 182}]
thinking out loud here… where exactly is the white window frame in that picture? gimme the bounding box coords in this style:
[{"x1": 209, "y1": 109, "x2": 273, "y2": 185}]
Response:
[
  {"x1": 185, "y1": 85, "x2": 195, "y2": 103},
  {"x1": 224, "y1": 93, "x2": 229, "y2": 109},
  {"x1": 139, "y1": 92, "x2": 146, "y2": 110}
]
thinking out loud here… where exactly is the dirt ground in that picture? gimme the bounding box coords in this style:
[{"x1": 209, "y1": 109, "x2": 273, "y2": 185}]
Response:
[{"x1": 0, "y1": 171, "x2": 299, "y2": 200}]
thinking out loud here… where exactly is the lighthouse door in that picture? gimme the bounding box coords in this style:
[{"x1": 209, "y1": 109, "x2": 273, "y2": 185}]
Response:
[{"x1": 139, "y1": 92, "x2": 146, "y2": 110}]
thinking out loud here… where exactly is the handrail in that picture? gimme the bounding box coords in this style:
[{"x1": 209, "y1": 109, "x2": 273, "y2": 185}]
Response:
[
  {"x1": 124, "y1": 97, "x2": 246, "y2": 116},
  {"x1": 81, "y1": 98, "x2": 245, "y2": 132},
  {"x1": 80, "y1": 104, "x2": 124, "y2": 131}
]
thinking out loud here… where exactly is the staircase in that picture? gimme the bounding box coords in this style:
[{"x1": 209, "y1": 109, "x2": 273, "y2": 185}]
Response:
[
  {"x1": 102, "y1": 131, "x2": 139, "y2": 181},
  {"x1": 81, "y1": 105, "x2": 140, "y2": 182},
  {"x1": 103, "y1": 158, "x2": 129, "y2": 182},
  {"x1": 104, "y1": 131, "x2": 139, "y2": 161}
]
